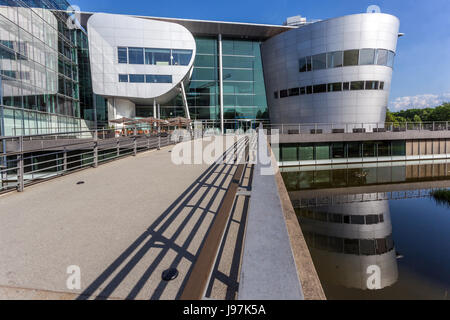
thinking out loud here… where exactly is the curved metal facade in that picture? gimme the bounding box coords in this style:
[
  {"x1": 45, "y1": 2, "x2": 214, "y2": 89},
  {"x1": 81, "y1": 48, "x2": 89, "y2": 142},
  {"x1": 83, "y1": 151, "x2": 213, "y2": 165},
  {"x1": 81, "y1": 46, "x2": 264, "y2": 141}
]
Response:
[
  {"x1": 87, "y1": 13, "x2": 196, "y2": 105},
  {"x1": 262, "y1": 13, "x2": 400, "y2": 127}
]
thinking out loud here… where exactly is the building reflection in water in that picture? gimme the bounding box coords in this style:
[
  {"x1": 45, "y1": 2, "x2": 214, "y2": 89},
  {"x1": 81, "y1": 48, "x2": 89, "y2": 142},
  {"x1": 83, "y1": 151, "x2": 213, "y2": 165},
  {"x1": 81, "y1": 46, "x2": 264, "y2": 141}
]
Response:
[{"x1": 297, "y1": 200, "x2": 399, "y2": 290}]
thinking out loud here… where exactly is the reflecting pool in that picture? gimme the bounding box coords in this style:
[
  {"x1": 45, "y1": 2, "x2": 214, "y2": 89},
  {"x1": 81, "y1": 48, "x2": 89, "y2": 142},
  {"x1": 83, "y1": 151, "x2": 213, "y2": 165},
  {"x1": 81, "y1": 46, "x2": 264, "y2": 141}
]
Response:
[{"x1": 282, "y1": 162, "x2": 450, "y2": 300}]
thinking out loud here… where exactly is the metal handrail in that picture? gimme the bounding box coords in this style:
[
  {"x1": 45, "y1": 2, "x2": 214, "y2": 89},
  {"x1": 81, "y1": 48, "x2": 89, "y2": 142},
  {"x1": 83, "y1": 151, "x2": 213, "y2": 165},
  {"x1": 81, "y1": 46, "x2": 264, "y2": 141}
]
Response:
[{"x1": 0, "y1": 128, "x2": 178, "y2": 194}]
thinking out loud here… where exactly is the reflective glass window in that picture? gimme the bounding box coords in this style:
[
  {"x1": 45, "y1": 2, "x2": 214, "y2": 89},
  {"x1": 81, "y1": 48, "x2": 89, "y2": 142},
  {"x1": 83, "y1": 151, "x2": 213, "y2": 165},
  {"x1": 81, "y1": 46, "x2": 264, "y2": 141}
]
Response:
[
  {"x1": 172, "y1": 49, "x2": 192, "y2": 66},
  {"x1": 118, "y1": 47, "x2": 128, "y2": 63},
  {"x1": 299, "y1": 144, "x2": 314, "y2": 161},
  {"x1": 146, "y1": 75, "x2": 172, "y2": 83},
  {"x1": 274, "y1": 91, "x2": 279, "y2": 99},
  {"x1": 343, "y1": 82, "x2": 350, "y2": 91},
  {"x1": 306, "y1": 86, "x2": 313, "y2": 94},
  {"x1": 344, "y1": 239, "x2": 360, "y2": 255},
  {"x1": 366, "y1": 81, "x2": 379, "y2": 90},
  {"x1": 328, "y1": 82, "x2": 342, "y2": 92},
  {"x1": 289, "y1": 88, "x2": 299, "y2": 96},
  {"x1": 351, "y1": 215, "x2": 365, "y2": 225},
  {"x1": 312, "y1": 53, "x2": 327, "y2": 70},
  {"x1": 392, "y1": 141, "x2": 406, "y2": 156},
  {"x1": 129, "y1": 74, "x2": 145, "y2": 83},
  {"x1": 360, "y1": 240, "x2": 376, "y2": 256},
  {"x1": 280, "y1": 90, "x2": 288, "y2": 98},
  {"x1": 223, "y1": 69, "x2": 253, "y2": 81},
  {"x1": 344, "y1": 50, "x2": 359, "y2": 66},
  {"x1": 347, "y1": 142, "x2": 362, "y2": 158},
  {"x1": 360, "y1": 49, "x2": 376, "y2": 65},
  {"x1": 282, "y1": 145, "x2": 298, "y2": 161},
  {"x1": 299, "y1": 57, "x2": 308, "y2": 72},
  {"x1": 316, "y1": 144, "x2": 330, "y2": 160},
  {"x1": 366, "y1": 215, "x2": 380, "y2": 225},
  {"x1": 118, "y1": 74, "x2": 128, "y2": 82},
  {"x1": 327, "y1": 51, "x2": 343, "y2": 68},
  {"x1": 376, "y1": 49, "x2": 388, "y2": 66},
  {"x1": 313, "y1": 84, "x2": 327, "y2": 93},
  {"x1": 332, "y1": 143, "x2": 345, "y2": 158},
  {"x1": 351, "y1": 81, "x2": 365, "y2": 90},
  {"x1": 306, "y1": 56, "x2": 312, "y2": 71},
  {"x1": 380, "y1": 82, "x2": 385, "y2": 90},
  {"x1": 300, "y1": 87, "x2": 306, "y2": 95},
  {"x1": 145, "y1": 48, "x2": 170, "y2": 65},
  {"x1": 387, "y1": 51, "x2": 395, "y2": 68},
  {"x1": 128, "y1": 47, "x2": 144, "y2": 64}
]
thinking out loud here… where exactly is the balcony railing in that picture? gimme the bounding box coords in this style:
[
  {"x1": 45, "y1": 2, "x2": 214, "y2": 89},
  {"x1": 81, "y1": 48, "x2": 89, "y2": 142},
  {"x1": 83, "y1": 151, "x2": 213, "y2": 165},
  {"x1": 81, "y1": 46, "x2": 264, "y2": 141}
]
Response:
[{"x1": 264, "y1": 122, "x2": 450, "y2": 135}]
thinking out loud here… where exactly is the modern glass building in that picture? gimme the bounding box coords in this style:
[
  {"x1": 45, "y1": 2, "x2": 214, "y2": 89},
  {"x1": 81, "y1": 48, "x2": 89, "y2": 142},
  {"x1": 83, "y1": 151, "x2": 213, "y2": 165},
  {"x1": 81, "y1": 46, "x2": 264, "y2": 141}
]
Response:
[
  {"x1": 0, "y1": 1, "x2": 401, "y2": 136},
  {"x1": 0, "y1": 0, "x2": 102, "y2": 136}
]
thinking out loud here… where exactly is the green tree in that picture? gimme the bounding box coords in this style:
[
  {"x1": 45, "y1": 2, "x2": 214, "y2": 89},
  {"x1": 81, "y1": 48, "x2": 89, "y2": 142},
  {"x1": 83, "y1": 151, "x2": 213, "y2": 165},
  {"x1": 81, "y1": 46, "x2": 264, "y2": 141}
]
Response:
[{"x1": 413, "y1": 115, "x2": 422, "y2": 123}]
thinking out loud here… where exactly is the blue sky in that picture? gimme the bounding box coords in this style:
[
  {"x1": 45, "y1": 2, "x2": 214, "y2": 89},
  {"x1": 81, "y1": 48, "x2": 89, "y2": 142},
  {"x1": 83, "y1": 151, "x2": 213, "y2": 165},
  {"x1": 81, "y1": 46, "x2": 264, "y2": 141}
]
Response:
[{"x1": 73, "y1": 0, "x2": 450, "y2": 110}]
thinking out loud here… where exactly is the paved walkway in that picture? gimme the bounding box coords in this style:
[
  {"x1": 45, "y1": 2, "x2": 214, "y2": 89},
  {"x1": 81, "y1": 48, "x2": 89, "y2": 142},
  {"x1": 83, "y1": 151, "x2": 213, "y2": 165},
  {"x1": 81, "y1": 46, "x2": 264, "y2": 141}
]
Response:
[{"x1": 0, "y1": 137, "x2": 249, "y2": 300}]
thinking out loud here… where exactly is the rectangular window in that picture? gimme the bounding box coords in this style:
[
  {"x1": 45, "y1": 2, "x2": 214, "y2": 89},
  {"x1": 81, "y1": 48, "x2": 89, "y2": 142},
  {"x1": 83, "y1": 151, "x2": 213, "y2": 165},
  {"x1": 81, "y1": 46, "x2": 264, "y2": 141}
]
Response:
[
  {"x1": 351, "y1": 215, "x2": 365, "y2": 225},
  {"x1": 299, "y1": 144, "x2": 314, "y2": 161},
  {"x1": 366, "y1": 81, "x2": 379, "y2": 90},
  {"x1": 344, "y1": 50, "x2": 359, "y2": 66},
  {"x1": 351, "y1": 81, "x2": 365, "y2": 90},
  {"x1": 343, "y1": 82, "x2": 350, "y2": 91},
  {"x1": 312, "y1": 53, "x2": 327, "y2": 70},
  {"x1": 145, "y1": 48, "x2": 171, "y2": 65},
  {"x1": 282, "y1": 145, "x2": 299, "y2": 162},
  {"x1": 306, "y1": 86, "x2": 313, "y2": 94},
  {"x1": 328, "y1": 82, "x2": 342, "y2": 92},
  {"x1": 363, "y1": 142, "x2": 376, "y2": 157},
  {"x1": 387, "y1": 51, "x2": 395, "y2": 68},
  {"x1": 280, "y1": 90, "x2": 288, "y2": 98},
  {"x1": 347, "y1": 142, "x2": 362, "y2": 158},
  {"x1": 129, "y1": 74, "x2": 145, "y2": 83},
  {"x1": 392, "y1": 141, "x2": 406, "y2": 156},
  {"x1": 344, "y1": 239, "x2": 360, "y2": 255},
  {"x1": 299, "y1": 57, "x2": 308, "y2": 72},
  {"x1": 313, "y1": 84, "x2": 327, "y2": 93},
  {"x1": 274, "y1": 91, "x2": 279, "y2": 99},
  {"x1": 327, "y1": 51, "x2": 343, "y2": 68},
  {"x1": 379, "y1": 82, "x2": 385, "y2": 90},
  {"x1": 145, "y1": 75, "x2": 172, "y2": 83},
  {"x1": 360, "y1": 240, "x2": 376, "y2": 256},
  {"x1": 332, "y1": 143, "x2": 345, "y2": 158},
  {"x1": 118, "y1": 47, "x2": 128, "y2": 64},
  {"x1": 289, "y1": 88, "x2": 299, "y2": 96},
  {"x1": 315, "y1": 144, "x2": 330, "y2": 160},
  {"x1": 360, "y1": 48, "x2": 376, "y2": 65},
  {"x1": 366, "y1": 215, "x2": 380, "y2": 225},
  {"x1": 172, "y1": 49, "x2": 192, "y2": 66},
  {"x1": 300, "y1": 87, "x2": 306, "y2": 95},
  {"x1": 376, "y1": 49, "x2": 388, "y2": 66},
  {"x1": 118, "y1": 74, "x2": 128, "y2": 82},
  {"x1": 128, "y1": 47, "x2": 144, "y2": 64},
  {"x1": 306, "y1": 56, "x2": 312, "y2": 71}
]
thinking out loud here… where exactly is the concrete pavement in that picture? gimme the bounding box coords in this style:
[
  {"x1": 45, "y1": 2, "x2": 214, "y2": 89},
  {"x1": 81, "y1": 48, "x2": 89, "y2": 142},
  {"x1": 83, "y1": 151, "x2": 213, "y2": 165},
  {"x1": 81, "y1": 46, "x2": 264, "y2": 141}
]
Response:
[{"x1": 0, "y1": 137, "x2": 248, "y2": 300}]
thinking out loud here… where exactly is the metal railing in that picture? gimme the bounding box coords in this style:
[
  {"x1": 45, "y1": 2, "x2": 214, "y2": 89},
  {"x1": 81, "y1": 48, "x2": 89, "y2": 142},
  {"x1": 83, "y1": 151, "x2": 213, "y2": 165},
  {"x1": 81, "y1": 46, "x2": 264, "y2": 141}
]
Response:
[
  {"x1": 0, "y1": 126, "x2": 180, "y2": 194},
  {"x1": 265, "y1": 122, "x2": 450, "y2": 135}
]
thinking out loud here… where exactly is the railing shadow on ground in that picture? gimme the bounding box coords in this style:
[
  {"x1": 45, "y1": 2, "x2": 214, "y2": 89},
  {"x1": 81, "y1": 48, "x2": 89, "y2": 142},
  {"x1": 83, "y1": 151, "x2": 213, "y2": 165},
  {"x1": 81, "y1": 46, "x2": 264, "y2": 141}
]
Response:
[{"x1": 77, "y1": 137, "x2": 249, "y2": 300}]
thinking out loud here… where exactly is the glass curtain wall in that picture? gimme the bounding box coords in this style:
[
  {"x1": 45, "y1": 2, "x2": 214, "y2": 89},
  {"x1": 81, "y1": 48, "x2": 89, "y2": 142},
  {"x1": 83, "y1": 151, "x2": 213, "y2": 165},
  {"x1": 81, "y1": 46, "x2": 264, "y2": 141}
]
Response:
[
  {"x1": 222, "y1": 39, "x2": 268, "y2": 121},
  {"x1": 157, "y1": 37, "x2": 269, "y2": 124},
  {"x1": 0, "y1": 0, "x2": 87, "y2": 136}
]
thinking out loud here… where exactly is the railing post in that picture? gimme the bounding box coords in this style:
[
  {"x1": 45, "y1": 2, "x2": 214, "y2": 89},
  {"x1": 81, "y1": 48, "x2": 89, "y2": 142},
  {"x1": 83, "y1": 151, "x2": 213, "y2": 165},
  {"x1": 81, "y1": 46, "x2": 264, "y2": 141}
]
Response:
[
  {"x1": 94, "y1": 130, "x2": 99, "y2": 168},
  {"x1": 17, "y1": 136, "x2": 24, "y2": 192},
  {"x1": 63, "y1": 147, "x2": 67, "y2": 172},
  {"x1": 158, "y1": 125, "x2": 161, "y2": 150}
]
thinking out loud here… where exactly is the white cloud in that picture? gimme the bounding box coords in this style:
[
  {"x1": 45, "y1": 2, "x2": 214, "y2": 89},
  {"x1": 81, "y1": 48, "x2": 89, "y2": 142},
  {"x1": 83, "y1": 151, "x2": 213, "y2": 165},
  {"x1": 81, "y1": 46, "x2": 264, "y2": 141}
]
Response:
[{"x1": 389, "y1": 93, "x2": 450, "y2": 111}]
